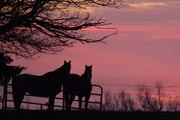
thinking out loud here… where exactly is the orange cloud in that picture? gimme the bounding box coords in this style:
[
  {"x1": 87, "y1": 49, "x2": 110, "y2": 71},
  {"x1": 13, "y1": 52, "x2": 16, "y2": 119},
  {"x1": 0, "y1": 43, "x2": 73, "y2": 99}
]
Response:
[{"x1": 130, "y1": 2, "x2": 167, "y2": 9}]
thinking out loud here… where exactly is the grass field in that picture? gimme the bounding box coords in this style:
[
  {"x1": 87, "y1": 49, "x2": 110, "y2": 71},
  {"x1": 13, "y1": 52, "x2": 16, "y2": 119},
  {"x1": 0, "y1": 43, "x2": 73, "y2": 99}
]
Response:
[{"x1": 1, "y1": 110, "x2": 180, "y2": 120}]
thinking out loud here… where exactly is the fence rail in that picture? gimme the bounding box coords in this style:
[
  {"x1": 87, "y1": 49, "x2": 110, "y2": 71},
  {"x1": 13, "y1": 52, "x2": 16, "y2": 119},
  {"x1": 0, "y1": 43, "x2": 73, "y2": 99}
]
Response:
[{"x1": 1, "y1": 82, "x2": 103, "y2": 112}]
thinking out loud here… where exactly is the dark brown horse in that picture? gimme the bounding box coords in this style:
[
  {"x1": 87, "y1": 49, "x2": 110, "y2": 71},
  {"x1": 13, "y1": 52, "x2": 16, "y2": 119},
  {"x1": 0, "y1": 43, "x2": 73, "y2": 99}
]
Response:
[
  {"x1": 12, "y1": 60, "x2": 71, "y2": 111},
  {"x1": 63, "y1": 65, "x2": 92, "y2": 111}
]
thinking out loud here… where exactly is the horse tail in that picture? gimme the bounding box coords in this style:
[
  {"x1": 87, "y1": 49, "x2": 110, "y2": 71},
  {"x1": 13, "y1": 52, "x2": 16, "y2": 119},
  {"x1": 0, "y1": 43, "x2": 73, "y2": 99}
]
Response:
[{"x1": 12, "y1": 75, "x2": 26, "y2": 111}]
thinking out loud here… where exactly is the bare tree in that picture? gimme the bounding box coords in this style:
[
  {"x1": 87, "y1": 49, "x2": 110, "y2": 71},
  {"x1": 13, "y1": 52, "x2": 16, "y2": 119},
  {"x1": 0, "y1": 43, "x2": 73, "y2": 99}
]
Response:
[
  {"x1": 119, "y1": 91, "x2": 127, "y2": 111},
  {"x1": 154, "y1": 81, "x2": 165, "y2": 111},
  {"x1": 136, "y1": 82, "x2": 165, "y2": 112},
  {"x1": 102, "y1": 90, "x2": 135, "y2": 111},
  {"x1": 102, "y1": 90, "x2": 114, "y2": 111},
  {"x1": 136, "y1": 84, "x2": 157, "y2": 111},
  {"x1": 125, "y1": 92, "x2": 136, "y2": 111},
  {"x1": 117, "y1": 90, "x2": 135, "y2": 111},
  {"x1": 166, "y1": 94, "x2": 180, "y2": 112},
  {"x1": 0, "y1": 0, "x2": 133, "y2": 59}
]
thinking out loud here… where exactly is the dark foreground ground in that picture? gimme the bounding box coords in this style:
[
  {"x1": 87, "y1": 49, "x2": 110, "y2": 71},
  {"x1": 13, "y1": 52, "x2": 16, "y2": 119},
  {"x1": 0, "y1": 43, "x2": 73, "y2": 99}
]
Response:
[{"x1": 1, "y1": 110, "x2": 180, "y2": 120}]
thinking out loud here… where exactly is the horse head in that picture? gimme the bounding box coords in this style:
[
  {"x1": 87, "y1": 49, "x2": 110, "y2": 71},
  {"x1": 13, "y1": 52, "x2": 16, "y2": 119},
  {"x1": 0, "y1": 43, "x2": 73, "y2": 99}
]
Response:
[
  {"x1": 83, "y1": 65, "x2": 92, "y2": 82},
  {"x1": 63, "y1": 60, "x2": 71, "y2": 76}
]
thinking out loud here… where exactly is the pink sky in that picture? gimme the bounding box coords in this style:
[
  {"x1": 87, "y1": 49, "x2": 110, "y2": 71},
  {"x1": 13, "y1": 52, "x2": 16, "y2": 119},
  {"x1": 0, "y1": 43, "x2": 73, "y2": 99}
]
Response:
[{"x1": 12, "y1": 0, "x2": 180, "y2": 93}]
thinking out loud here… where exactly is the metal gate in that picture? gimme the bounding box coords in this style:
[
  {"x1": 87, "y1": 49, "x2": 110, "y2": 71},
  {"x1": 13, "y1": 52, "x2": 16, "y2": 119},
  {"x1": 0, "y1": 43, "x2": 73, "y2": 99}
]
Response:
[{"x1": 1, "y1": 81, "x2": 103, "y2": 112}]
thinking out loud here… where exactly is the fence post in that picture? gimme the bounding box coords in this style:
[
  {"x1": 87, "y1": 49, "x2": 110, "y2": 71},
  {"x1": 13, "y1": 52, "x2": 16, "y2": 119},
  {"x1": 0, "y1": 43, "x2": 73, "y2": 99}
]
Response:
[
  {"x1": 99, "y1": 85, "x2": 103, "y2": 111},
  {"x1": 2, "y1": 78, "x2": 8, "y2": 111}
]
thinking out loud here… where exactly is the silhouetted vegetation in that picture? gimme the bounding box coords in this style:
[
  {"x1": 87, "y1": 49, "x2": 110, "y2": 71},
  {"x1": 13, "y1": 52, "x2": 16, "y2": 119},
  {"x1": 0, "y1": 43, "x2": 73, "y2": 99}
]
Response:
[
  {"x1": 136, "y1": 82, "x2": 164, "y2": 112},
  {"x1": 0, "y1": 0, "x2": 133, "y2": 59},
  {"x1": 102, "y1": 90, "x2": 136, "y2": 111},
  {"x1": 100, "y1": 82, "x2": 180, "y2": 112},
  {"x1": 0, "y1": 52, "x2": 25, "y2": 85},
  {"x1": 101, "y1": 82, "x2": 180, "y2": 112}
]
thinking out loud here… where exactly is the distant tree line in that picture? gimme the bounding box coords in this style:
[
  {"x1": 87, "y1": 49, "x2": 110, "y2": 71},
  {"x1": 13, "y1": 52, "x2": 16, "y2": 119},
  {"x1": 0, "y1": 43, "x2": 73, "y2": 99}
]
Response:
[{"x1": 90, "y1": 82, "x2": 180, "y2": 112}]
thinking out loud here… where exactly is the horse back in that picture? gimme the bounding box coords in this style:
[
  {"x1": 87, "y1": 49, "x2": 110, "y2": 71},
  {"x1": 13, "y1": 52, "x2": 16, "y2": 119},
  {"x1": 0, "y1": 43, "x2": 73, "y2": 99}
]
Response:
[
  {"x1": 64, "y1": 74, "x2": 92, "y2": 95},
  {"x1": 12, "y1": 74, "x2": 61, "y2": 97},
  {"x1": 12, "y1": 74, "x2": 34, "y2": 86},
  {"x1": 63, "y1": 74, "x2": 80, "y2": 90}
]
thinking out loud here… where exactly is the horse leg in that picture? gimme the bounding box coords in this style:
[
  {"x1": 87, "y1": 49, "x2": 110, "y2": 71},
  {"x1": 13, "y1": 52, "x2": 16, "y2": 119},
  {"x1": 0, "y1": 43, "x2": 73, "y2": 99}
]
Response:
[
  {"x1": 67, "y1": 94, "x2": 75, "y2": 111},
  {"x1": 63, "y1": 92, "x2": 69, "y2": 111},
  {"x1": 78, "y1": 96, "x2": 83, "y2": 112},
  {"x1": 63, "y1": 90, "x2": 69, "y2": 110},
  {"x1": 48, "y1": 96, "x2": 55, "y2": 111},
  {"x1": 12, "y1": 89, "x2": 25, "y2": 111},
  {"x1": 85, "y1": 95, "x2": 91, "y2": 112}
]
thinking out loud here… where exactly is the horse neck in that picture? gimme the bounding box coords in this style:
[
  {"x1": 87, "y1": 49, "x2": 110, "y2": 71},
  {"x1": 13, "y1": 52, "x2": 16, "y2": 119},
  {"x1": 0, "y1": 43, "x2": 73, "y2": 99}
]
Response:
[
  {"x1": 42, "y1": 66, "x2": 65, "y2": 79},
  {"x1": 81, "y1": 71, "x2": 92, "y2": 83}
]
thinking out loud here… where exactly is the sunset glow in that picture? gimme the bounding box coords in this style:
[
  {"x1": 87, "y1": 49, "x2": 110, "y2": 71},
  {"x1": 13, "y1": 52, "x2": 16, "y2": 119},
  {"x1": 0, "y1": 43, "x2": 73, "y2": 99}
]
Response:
[{"x1": 10, "y1": 0, "x2": 180, "y2": 95}]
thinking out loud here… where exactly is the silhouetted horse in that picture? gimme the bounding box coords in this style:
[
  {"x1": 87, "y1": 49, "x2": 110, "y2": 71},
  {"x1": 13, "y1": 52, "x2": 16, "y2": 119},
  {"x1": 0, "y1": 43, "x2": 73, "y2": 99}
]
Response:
[
  {"x1": 12, "y1": 60, "x2": 71, "y2": 111},
  {"x1": 64, "y1": 65, "x2": 92, "y2": 111}
]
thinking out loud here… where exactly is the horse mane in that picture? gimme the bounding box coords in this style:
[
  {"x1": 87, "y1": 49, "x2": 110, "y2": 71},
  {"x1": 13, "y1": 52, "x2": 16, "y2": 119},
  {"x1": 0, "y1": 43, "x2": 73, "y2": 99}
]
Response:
[
  {"x1": 41, "y1": 61, "x2": 70, "y2": 79},
  {"x1": 42, "y1": 65, "x2": 64, "y2": 78}
]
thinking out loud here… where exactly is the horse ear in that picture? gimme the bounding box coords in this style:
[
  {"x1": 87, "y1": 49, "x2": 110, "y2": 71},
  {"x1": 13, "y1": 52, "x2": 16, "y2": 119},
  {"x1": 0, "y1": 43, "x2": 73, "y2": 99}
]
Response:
[
  {"x1": 69, "y1": 60, "x2": 71, "y2": 63},
  {"x1": 64, "y1": 60, "x2": 66, "y2": 64}
]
